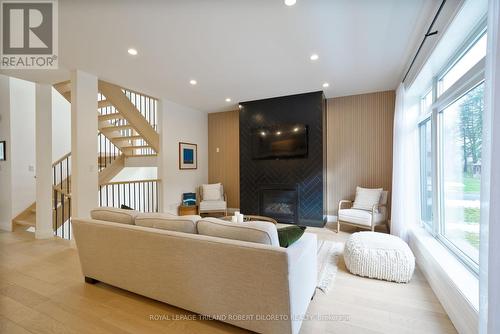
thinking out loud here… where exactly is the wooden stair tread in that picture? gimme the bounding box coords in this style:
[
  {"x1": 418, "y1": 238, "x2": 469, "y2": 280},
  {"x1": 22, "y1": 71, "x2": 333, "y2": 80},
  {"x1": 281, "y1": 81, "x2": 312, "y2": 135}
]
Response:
[
  {"x1": 54, "y1": 81, "x2": 70, "y2": 94},
  {"x1": 110, "y1": 135, "x2": 143, "y2": 141},
  {"x1": 98, "y1": 113, "x2": 124, "y2": 122},
  {"x1": 99, "y1": 124, "x2": 134, "y2": 132},
  {"x1": 121, "y1": 145, "x2": 151, "y2": 149},
  {"x1": 129, "y1": 153, "x2": 158, "y2": 157},
  {"x1": 14, "y1": 214, "x2": 36, "y2": 227},
  {"x1": 98, "y1": 100, "x2": 112, "y2": 109}
]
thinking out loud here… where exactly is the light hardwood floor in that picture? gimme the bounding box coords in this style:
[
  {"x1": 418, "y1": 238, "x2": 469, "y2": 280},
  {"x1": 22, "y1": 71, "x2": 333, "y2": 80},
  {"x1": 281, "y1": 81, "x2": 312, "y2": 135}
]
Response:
[{"x1": 0, "y1": 224, "x2": 457, "y2": 334}]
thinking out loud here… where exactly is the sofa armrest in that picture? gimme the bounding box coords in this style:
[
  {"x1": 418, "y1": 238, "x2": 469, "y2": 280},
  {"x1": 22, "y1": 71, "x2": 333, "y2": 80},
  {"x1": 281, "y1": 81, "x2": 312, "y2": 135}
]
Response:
[{"x1": 286, "y1": 233, "x2": 317, "y2": 334}]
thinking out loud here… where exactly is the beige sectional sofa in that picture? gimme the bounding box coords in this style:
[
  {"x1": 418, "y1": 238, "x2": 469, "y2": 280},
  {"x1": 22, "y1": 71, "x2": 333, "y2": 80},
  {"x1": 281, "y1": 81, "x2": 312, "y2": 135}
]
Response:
[{"x1": 72, "y1": 207, "x2": 317, "y2": 334}]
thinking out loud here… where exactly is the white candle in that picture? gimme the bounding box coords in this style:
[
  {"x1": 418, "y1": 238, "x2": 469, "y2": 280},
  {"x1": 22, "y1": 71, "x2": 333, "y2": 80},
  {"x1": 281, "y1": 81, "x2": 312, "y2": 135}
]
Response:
[
  {"x1": 231, "y1": 215, "x2": 237, "y2": 223},
  {"x1": 237, "y1": 213, "x2": 244, "y2": 223},
  {"x1": 234, "y1": 211, "x2": 240, "y2": 216}
]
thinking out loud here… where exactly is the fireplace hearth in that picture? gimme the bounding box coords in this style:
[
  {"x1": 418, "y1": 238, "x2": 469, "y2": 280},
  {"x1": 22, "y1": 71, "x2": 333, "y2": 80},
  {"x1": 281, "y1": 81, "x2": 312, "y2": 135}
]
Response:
[{"x1": 259, "y1": 184, "x2": 298, "y2": 224}]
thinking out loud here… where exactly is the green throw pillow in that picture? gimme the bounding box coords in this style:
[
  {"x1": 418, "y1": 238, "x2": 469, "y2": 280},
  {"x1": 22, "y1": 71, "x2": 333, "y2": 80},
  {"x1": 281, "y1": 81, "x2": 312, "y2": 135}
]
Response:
[{"x1": 278, "y1": 226, "x2": 307, "y2": 248}]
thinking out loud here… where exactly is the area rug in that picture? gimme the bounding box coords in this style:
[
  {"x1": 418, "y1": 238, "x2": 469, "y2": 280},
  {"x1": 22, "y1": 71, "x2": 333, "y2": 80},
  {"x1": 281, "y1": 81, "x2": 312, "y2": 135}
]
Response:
[{"x1": 316, "y1": 239, "x2": 344, "y2": 293}]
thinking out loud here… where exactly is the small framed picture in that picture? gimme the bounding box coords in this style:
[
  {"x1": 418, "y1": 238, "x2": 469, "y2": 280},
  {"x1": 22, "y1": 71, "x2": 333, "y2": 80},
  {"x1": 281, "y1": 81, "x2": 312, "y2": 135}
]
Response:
[
  {"x1": 0, "y1": 141, "x2": 5, "y2": 161},
  {"x1": 179, "y1": 142, "x2": 197, "y2": 170}
]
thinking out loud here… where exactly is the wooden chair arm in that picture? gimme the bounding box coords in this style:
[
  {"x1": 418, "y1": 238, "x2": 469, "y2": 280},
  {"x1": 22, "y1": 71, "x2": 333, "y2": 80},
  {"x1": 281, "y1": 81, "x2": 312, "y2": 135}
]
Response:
[
  {"x1": 338, "y1": 200, "x2": 353, "y2": 211},
  {"x1": 372, "y1": 204, "x2": 386, "y2": 213},
  {"x1": 371, "y1": 204, "x2": 387, "y2": 227}
]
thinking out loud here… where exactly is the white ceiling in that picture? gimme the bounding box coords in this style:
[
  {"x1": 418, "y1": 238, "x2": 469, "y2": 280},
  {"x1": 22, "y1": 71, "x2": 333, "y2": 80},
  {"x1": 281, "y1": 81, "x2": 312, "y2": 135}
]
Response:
[{"x1": 0, "y1": 0, "x2": 435, "y2": 112}]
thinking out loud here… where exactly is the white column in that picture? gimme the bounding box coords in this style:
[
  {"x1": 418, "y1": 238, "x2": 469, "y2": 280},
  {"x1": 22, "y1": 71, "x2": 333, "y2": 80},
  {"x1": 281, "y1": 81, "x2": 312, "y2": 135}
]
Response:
[
  {"x1": 35, "y1": 84, "x2": 53, "y2": 239},
  {"x1": 0, "y1": 75, "x2": 12, "y2": 232},
  {"x1": 157, "y1": 99, "x2": 164, "y2": 213},
  {"x1": 71, "y1": 70, "x2": 98, "y2": 218}
]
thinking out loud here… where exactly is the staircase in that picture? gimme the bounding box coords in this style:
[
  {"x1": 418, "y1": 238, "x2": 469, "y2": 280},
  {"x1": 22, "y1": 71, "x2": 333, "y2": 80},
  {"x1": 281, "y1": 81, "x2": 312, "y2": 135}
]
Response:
[
  {"x1": 12, "y1": 80, "x2": 161, "y2": 238},
  {"x1": 12, "y1": 153, "x2": 72, "y2": 238},
  {"x1": 54, "y1": 80, "x2": 159, "y2": 159}
]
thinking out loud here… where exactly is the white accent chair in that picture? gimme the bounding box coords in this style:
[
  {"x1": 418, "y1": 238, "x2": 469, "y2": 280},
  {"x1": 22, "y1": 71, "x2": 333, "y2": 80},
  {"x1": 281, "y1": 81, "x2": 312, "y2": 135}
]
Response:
[
  {"x1": 198, "y1": 183, "x2": 228, "y2": 216},
  {"x1": 337, "y1": 189, "x2": 389, "y2": 233}
]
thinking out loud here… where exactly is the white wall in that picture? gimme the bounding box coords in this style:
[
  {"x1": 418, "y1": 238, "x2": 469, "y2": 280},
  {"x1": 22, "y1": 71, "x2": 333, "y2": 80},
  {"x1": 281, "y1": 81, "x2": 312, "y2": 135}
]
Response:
[
  {"x1": 0, "y1": 77, "x2": 71, "y2": 231},
  {"x1": 159, "y1": 99, "x2": 208, "y2": 214},
  {"x1": 9, "y1": 78, "x2": 36, "y2": 218},
  {"x1": 52, "y1": 88, "x2": 71, "y2": 161},
  {"x1": 111, "y1": 167, "x2": 157, "y2": 182},
  {"x1": 0, "y1": 75, "x2": 12, "y2": 231}
]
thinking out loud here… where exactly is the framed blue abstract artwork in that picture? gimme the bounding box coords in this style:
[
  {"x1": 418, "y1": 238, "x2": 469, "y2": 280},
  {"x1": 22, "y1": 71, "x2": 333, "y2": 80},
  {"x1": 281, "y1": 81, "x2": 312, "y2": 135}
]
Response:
[{"x1": 179, "y1": 142, "x2": 197, "y2": 169}]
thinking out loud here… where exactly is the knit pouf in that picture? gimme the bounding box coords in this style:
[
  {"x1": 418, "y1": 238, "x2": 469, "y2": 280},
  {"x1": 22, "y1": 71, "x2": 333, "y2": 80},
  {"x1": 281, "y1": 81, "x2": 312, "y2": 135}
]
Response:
[{"x1": 343, "y1": 232, "x2": 415, "y2": 283}]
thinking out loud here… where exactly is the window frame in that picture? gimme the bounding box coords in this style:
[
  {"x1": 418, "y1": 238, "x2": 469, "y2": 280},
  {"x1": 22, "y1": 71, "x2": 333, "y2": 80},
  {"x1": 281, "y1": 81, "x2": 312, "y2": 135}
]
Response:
[
  {"x1": 437, "y1": 25, "x2": 487, "y2": 97},
  {"x1": 417, "y1": 22, "x2": 486, "y2": 275},
  {"x1": 436, "y1": 80, "x2": 484, "y2": 274},
  {"x1": 418, "y1": 116, "x2": 433, "y2": 230}
]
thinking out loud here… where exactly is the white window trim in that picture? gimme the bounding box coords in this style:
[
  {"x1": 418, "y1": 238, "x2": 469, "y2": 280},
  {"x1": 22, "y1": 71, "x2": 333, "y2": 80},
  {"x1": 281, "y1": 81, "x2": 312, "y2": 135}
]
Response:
[
  {"x1": 437, "y1": 20, "x2": 487, "y2": 96},
  {"x1": 409, "y1": 226, "x2": 478, "y2": 334},
  {"x1": 418, "y1": 28, "x2": 486, "y2": 275}
]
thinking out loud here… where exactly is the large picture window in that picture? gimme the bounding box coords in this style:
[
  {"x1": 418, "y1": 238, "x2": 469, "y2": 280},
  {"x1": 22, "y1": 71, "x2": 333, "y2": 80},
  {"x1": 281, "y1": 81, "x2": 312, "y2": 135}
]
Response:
[
  {"x1": 418, "y1": 27, "x2": 486, "y2": 273},
  {"x1": 419, "y1": 119, "x2": 433, "y2": 227},
  {"x1": 440, "y1": 83, "x2": 483, "y2": 265}
]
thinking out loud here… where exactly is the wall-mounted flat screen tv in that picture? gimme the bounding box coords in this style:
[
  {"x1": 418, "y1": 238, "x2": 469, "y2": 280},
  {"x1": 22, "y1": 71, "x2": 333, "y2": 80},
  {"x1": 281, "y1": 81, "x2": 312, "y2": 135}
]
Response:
[{"x1": 252, "y1": 124, "x2": 308, "y2": 159}]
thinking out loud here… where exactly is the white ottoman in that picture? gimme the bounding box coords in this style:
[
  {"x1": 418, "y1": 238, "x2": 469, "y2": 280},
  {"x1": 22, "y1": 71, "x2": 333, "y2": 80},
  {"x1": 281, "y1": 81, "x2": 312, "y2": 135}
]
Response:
[{"x1": 343, "y1": 232, "x2": 415, "y2": 283}]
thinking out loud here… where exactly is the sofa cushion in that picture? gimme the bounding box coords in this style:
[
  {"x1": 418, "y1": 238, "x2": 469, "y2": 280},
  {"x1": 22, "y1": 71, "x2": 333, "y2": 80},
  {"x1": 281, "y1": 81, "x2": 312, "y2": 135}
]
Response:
[
  {"x1": 352, "y1": 186, "x2": 383, "y2": 211},
  {"x1": 90, "y1": 207, "x2": 138, "y2": 225},
  {"x1": 277, "y1": 226, "x2": 306, "y2": 248},
  {"x1": 197, "y1": 217, "x2": 279, "y2": 246},
  {"x1": 135, "y1": 213, "x2": 200, "y2": 234},
  {"x1": 338, "y1": 208, "x2": 386, "y2": 226},
  {"x1": 202, "y1": 183, "x2": 223, "y2": 201}
]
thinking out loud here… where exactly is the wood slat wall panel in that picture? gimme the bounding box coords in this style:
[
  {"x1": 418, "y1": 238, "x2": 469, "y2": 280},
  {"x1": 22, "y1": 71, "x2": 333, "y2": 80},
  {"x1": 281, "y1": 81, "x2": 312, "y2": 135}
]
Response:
[
  {"x1": 326, "y1": 90, "x2": 395, "y2": 215},
  {"x1": 207, "y1": 91, "x2": 395, "y2": 214},
  {"x1": 208, "y1": 111, "x2": 240, "y2": 208}
]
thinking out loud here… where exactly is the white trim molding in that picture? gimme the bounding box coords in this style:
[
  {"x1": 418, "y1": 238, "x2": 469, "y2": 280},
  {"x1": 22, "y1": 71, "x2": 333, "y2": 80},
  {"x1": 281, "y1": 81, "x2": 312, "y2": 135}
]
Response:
[
  {"x1": 409, "y1": 226, "x2": 478, "y2": 334},
  {"x1": 480, "y1": 0, "x2": 500, "y2": 333}
]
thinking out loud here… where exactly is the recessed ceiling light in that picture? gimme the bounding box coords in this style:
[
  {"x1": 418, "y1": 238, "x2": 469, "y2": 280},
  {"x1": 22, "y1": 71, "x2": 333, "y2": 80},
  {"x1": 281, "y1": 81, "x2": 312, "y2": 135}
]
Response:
[
  {"x1": 127, "y1": 48, "x2": 138, "y2": 56},
  {"x1": 293, "y1": 127, "x2": 299, "y2": 132},
  {"x1": 284, "y1": 0, "x2": 296, "y2": 6},
  {"x1": 225, "y1": 98, "x2": 232, "y2": 102},
  {"x1": 322, "y1": 82, "x2": 329, "y2": 88},
  {"x1": 189, "y1": 79, "x2": 197, "y2": 85},
  {"x1": 261, "y1": 131, "x2": 266, "y2": 136},
  {"x1": 310, "y1": 54, "x2": 319, "y2": 61},
  {"x1": 238, "y1": 104, "x2": 243, "y2": 109},
  {"x1": 276, "y1": 131, "x2": 282, "y2": 135}
]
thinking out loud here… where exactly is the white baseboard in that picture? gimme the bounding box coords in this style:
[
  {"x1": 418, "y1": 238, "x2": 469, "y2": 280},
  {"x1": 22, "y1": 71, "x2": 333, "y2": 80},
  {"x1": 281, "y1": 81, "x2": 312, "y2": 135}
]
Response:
[
  {"x1": 408, "y1": 227, "x2": 478, "y2": 334},
  {"x1": 325, "y1": 215, "x2": 337, "y2": 223},
  {"x1": 0, "y1": 221, "x2": 12, "y2": 232}
]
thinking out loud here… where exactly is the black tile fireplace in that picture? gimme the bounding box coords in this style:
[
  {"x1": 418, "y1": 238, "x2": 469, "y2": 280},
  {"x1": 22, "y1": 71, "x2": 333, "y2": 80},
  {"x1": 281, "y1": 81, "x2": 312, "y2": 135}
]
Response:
[
  {"x1": 259, "y1": 184, "x2": 298, "y2": 224},
  {"x1": 239, "y1": 91, "x2": 326, "y2": 227}
]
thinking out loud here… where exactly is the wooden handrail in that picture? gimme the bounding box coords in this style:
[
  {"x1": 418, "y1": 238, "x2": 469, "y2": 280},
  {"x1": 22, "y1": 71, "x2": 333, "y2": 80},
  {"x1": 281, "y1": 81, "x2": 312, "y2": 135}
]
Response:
[
  {"x1": 100, "y1": 179, "x2": 161, "y2": 186},
  {"x1": 52, "y1": 152, "x2": 71, "y2": 167},
  {"x1": 121, "y1": 86, "x2": 159, "y2": 101}
]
